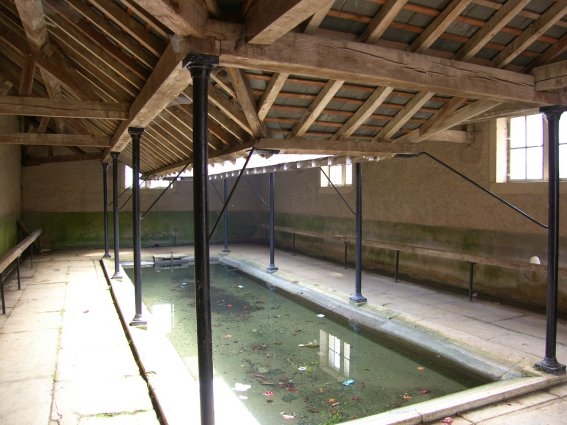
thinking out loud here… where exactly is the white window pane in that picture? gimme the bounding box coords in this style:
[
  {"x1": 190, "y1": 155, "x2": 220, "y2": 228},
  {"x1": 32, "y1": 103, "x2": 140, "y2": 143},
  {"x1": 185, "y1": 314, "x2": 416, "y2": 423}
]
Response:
[
  {"x1": 320, "y1": 166, "x2": 329, "y2": 187},
  {"x1": 345, "y1": 164, "x2": 352, "y2": 185},
  {"x1": 329, "y1": 164, "x2": 342, "y2": 185},
  {"x1": 509, "y1": 116, "x2": 526, "y2": 148},
  {"x1": 525, "y1": 146, "x2": 543, "y2": 180},
  {"x1": 509, "y1": 149, "x2": 526, "y2": 180},
  {"x1": 560, "y1": 144, "x2": 567, "y2": 179},
  {"x1": 526, "y1": 114, "x2": 543, "y2": 147},
  {"x1": 560, "y1": 116, "x2": 567, "y2": 144}
]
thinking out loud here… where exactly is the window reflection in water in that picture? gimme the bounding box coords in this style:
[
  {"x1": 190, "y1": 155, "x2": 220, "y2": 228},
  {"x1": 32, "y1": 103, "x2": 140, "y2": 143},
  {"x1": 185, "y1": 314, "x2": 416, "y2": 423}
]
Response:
[{"x1": 319, "y1": 330, "x2": 351, "y2": 380}]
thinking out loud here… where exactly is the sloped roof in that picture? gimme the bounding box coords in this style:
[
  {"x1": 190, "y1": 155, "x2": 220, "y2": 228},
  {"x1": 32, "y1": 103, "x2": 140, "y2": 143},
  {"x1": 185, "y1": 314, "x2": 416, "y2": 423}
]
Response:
[{"x1": 2, "y1": 0, "x2": 567, "y2": 176}]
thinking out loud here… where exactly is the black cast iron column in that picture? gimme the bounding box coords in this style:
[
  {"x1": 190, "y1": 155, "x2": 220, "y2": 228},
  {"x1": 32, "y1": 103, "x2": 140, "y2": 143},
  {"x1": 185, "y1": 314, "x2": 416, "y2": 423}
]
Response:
[
  {"x1": 111, "y1": 152, "x2": 122, "y2": 279},
  {"x1": 349, "y1": 162, "x2": 367, "y2": 305},
  {"x1": 184, "y1": 53, "x2": 218, "y2": 425},
  {"x1": 536, "y1": 106, "x2": 566, "y2": 375},
  {"x1": 129, "y1": 127, "x2": 147, "y2": 327},
  {"x1": 267, "y1": 172, "x2": 278, "y2": 273},
  {"x1": 222, "y1": 178, "x2": 230, "y2": 253},
  {"x1": 102, "y1": 162, "x2": 111, "y2": 258}
]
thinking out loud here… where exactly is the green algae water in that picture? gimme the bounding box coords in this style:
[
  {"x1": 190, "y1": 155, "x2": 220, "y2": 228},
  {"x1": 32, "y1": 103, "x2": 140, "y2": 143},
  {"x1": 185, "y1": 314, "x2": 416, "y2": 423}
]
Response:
[{"x1": 130, "y1": 263, "x2": 488, "y2": 424}]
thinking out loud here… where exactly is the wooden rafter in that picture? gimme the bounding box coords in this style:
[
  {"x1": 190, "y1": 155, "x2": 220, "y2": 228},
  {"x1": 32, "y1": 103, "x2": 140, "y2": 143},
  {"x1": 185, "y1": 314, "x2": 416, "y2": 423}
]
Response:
[
  {"x1": 359, "y1": 0, "x2": 408, "y2": 44},
  {"x1": 492, "y1": 1, "x2": 567, "y2": 68},
  {"x1": 258, "y1": 72, "x2": 289, "y2": 121},
  {"x1": 456, "y1": 0, "x2": 530, "y2": 61},
  {"x1": 376, "y1": 92, "x2": 434, "y2": 140},
  {"x1": 289, "y1": 79, "x2": 343, "y2": 138},
  {"x1": 226, "y1": 67, "x2": 266, "y2": 137},
  {"x1": 332, "y1": 86, "x2": 393, "y2": 140}
]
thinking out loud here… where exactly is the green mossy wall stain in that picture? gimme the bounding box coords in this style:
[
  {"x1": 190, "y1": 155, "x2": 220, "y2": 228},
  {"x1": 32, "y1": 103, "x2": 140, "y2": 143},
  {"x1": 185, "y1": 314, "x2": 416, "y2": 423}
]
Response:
[
  {"x1": 0, "y1": 215, "x2": 18, "y2": 256},
  {"x1": 22, "y1": 210, "x2": 264, "y2": 250}
]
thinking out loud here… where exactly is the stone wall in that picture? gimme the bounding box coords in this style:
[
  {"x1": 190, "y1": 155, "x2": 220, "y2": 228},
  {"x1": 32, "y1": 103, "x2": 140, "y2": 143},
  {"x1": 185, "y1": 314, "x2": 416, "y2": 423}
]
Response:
[{"x1": 0, "y1": 116, "x2": 21, "y2": 255}]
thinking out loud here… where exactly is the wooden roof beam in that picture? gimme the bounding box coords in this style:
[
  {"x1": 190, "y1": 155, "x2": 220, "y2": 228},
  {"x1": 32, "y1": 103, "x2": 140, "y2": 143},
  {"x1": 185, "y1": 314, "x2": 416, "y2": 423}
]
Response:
[
  {"x1": 206, "y1": 32, "x2": 564, "y2": 105},
  {"x1": 129, "y1": 0, "x2": 207, "y2": 37},
  {"x1": 105, "y1": 35, "x2": 198, "y2": 160},
  {"x1": 246, "y1": 0, "x2": 333, "y2": 45},
  {"x1": 533, "y1": 60, "x2": 567, "y2": 91},
  {"x1": 0, "y1": 133, "x2": 110, "y2": 147},
  {"x1": 0, "y1": 96, "x2": 130, "y2": 119}
]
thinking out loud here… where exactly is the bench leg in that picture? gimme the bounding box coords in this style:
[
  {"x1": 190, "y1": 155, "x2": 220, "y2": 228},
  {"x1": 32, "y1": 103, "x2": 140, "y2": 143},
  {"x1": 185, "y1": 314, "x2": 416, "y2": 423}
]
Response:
[
  {"x1": 394, "y1": 250, "x2": 400, "y2": 282},
  {"x1": 1, "y1": 273, "x2": 5, "y2": 315},
  {"x1": 16, "y1": 257, "x2": 21, "y2": 290},
  {"x1": 468, "y1": 262, "x2": 476, "y2": 301}
]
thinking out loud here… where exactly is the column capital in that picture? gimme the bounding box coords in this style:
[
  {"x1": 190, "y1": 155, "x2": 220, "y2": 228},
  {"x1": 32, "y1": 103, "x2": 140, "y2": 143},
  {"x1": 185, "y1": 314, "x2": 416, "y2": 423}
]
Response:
[
  {"x1": 128, "y1": 127, "x2": 145, "y2": 137},
  {"x1": 110, "y1": 151, "x2": 120, "y2": 160},
  {"x1": 183, "y1": 53, "x2": 219, "y2": 74},
  {"x1": 540, "y1": 105, "x2": 567, "y2": 118}
]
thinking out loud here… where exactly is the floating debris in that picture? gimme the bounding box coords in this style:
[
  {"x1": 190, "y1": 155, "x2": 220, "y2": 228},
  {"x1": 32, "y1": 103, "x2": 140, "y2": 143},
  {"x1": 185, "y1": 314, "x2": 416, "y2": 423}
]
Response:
[
  {"x1": 317, "y1": 314, "x2": 325, "y2": 318},
  {"x1": 280, "y1": 412, "x2": 295, "y2": 420},
  {"x1": 417, "y1": 366, "x2": 425, "y2": 372},
  {"x1": 342, "y1": 379, "x2": 355, "y2": 386},
  {"x1": 233, "y1": 383, "x2": 251, "y2": 392},
  {"x1": 298, "y1": 366, "x2": 307, "y2": 371},
  {"x1": 238, "y1": 285, "x2": 244, "y2": 288},
  {"x1": 298, "y1": 340, "x2": 319, "y2": 348},
  {"x1": 402, "y1": 393, "x2": 413, "y2": 400},
  {"x1": 418, "y1": 388, "x2": 431, "y2": 394},
  {"x1": 326, "y1": 398, "x2": 338, "y2": 406},
  {"x1": 441, "y1": 418, "x2": 453, "y2": 424},
  {"x1": 263, "y1": 391, "x2": 274, "y2": 397}
]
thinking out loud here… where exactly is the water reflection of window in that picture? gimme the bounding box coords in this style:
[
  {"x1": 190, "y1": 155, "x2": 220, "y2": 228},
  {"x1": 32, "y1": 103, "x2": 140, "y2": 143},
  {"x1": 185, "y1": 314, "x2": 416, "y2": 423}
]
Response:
[
  {"x1": 151, "y1": 303, "x2": 174, "y2": 334},
  {"x1": 320, "y1": 330, "x2": 351, "y2": 379}
]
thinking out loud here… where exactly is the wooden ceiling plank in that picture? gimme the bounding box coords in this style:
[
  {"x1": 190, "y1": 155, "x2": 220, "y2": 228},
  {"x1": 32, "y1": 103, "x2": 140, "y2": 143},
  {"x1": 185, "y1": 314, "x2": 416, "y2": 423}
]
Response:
[
  {"x1": 107, "y1": 35, "x2": 195, "y2": 157},
  {"x1": 88, "y1": 0, "x2": 167, "y2": 55},
  {"x1": 44, "y1": 1, "x2": 148, "y2": 89},
  {"x1": 377, "y1": 91, "x2": 434, "y2": 140},
  {"x1": 492, "y1": 2, "x2": 567, "y2": 68},
  {"x1": 258, "y1": 72, "x2": 289, "y2": 121},
  {"x1": 226, "y1": 67, "x2": 266, "y2": 136},
  {"x1": 289, "y1": 79, "x2": 343, "y2": 137},
  {"x1": 359, "y1": 0, "x2": 408, "y2": 44},
  {"x1": 411, "y1": 0, "x2": 472, "y2": 53},
  {"x1": 246, "y1": 0, "x2": 332, "y2": 45},
  {"x1": 0, "y1": 96, "x2": 129, "y2": 119},
  {"x1": 211, "y1": 69, "x2": 237, "y2": 99},
  {"x1": 61, "y1": 0, "x2": 158, "y2": 70},
  {"x1": 0, "y1": 133, "x2": 110, "y2": 147},
  {"x1": 128, "y1": 0, "x2": 207, "y2": 37},
  {"x1": 332, "y1": 86, "x2": 394, "y2": 140},
  {"x1": 208, "y1": 32, "x2": 563, "y2": 105}
]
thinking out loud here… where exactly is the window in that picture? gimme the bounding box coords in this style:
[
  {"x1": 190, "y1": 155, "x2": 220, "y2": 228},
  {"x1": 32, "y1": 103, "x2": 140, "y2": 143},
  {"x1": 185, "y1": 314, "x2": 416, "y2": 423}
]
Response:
[
  {"x1": 124, "y1": 165, "x2": 171, "y2": 189},
  {"x1": 496, "y1": 113, "x2": 566, "y2": 183},
  {"x1": 320, "y1": 163, "x2": 352, "y2": 187}
]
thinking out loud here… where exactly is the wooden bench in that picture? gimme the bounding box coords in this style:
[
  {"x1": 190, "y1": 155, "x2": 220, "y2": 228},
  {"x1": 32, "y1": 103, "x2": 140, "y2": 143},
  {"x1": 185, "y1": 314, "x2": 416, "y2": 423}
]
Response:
[
  {"x1": 271, "y1": 226, "x2": 552, "y2": 300},
  {"x1": 0, "y1": 229, "x2": 42, "y2": 314}
]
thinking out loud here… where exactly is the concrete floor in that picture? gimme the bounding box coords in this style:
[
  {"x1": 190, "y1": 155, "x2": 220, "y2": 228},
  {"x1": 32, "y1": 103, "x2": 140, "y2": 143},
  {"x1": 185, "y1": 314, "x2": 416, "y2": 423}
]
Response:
[{"x1": 1, "y1": 245, "x2": 567, "y2": 425}]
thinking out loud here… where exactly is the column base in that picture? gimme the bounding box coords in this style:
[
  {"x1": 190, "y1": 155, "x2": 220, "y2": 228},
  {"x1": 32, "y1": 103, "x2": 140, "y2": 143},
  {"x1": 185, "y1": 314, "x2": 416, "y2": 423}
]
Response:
[
  {"x1": 111, "y1": 272, "x2": 122, "y2": 279},
  {"x1": 129, "y1": 314, "x2": 147, "y2": 327},
  {"x1": 535, "y1": 357, "x2": 566, "y2": 375},
  {"x1": 266, "y1": 264, "x2": 278, "y2": 273},
  {"x1": 349, "y1": 293, "x2": 368, "y2": 306}
]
